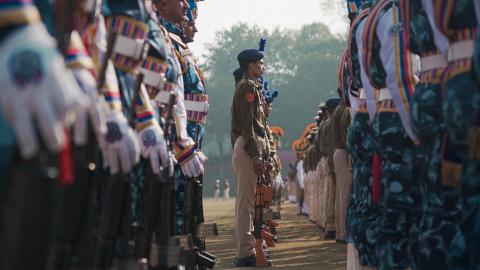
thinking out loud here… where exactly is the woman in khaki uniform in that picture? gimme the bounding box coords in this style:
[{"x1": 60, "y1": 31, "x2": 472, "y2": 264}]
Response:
[{"x1": 231, "y1": 48, "x2": 267, "y2": 267}]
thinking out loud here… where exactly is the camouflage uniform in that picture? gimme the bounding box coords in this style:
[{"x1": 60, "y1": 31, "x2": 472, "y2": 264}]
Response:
[
  {"x1": 346, "y1": 4, "x2": 379, "y2": 267},
  {"x1": 431, "y1": 1, "x2": 480, "y2": 268},
  {"x1": 363, "y1": 1, "x2": 420, "y2": 268},
  {"x1": 399, "y1": 1, "x2": 462, "y2": 269}
]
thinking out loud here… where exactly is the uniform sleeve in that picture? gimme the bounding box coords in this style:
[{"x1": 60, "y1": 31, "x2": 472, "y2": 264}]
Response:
[
  {"x1": 421, "y1": 0, "x2": 449, "y2": 54},
  {"x1": 331, "y1": 107, "x2": 342, "y2": 150},
  {"x1": 171, "y1": 53, "x2": 194, "y2": 147},
  {"x1": 86, "y1": 15, "x2": 123, "y2": 112},
  {"x1": 357, "y1": 19, "x2": 378, "y2": 121},
  {"x1": 266, "y1": 127, "x2": 276, "y2": 155},
  {"x1": 238, "y1": 83, "x2": 261, "y2": 159},
  {"x1": 377, "y1": 7, "x2": 418, "y2": 142},
  {"x1": 135, "y1": 84, "x2": 159, "y2": 131},
  {"x1": 314, "y1": 127, "x2": 322, "y2": 155}
]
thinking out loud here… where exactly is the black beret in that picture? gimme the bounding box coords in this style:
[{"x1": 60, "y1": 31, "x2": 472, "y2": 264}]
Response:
[
  {"x1": 325, "y1": 98, "x2": 341, "y2": 109},
  {"x1": 233, "y1": 68, "x2": 244, "y2": 84},
  {"x1": 233, "y1": 68, "x2": 243, "y2": 79},
  {"x1": 237, "y1": 49, "x2": 264, "y2": 64}
]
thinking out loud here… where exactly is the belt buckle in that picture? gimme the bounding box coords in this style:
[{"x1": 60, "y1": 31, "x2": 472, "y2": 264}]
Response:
[
  {"x1": 114, "y1": 36, "x2": 148, "y2": 61},
  {"x1": 204, "y1": 102, "x2": 209, "y2": 114},
  {"x1": 447, "y1": 46, "x2": 454, "y2": 62}
]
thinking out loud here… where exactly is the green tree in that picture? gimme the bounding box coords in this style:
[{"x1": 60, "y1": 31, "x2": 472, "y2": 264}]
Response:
[{"x1": 200, "y1": 22, "x2": 346, "y2": 194}]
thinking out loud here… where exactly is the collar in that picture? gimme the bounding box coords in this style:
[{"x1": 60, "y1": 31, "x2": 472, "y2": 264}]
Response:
[{"x1": 159, "y1": 16, "x2": 183, "y2": 36}]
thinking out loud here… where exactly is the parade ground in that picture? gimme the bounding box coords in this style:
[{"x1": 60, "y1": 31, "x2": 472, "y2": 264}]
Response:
[{"x1": 204, "y1": 199, "x2": 347, "y2": 269}]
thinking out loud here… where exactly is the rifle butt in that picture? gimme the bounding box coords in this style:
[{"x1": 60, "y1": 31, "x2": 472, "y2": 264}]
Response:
[{"x1": 255, "y1": 239, "x2": 271, "y2": 267}]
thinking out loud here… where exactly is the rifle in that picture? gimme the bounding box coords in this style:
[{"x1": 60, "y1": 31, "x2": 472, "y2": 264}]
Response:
[
  {"x1": 134, "y1": 89, "x2": 180, "y2": 270},
  {"x1": 93, "y1": 72, "x2": 146, "y2": 270},
  {"x1": 261, "y1": 156, "x2": 279, "y2": 247},
  {"x1": 183, "y1": 175, "x2": 217, "y2": 269},
  {"x1": 254, "y1": 168, "x2": 272, "y2": 267},
  {"x1": 93, "y1": 31, "x2": 150, "y2": 269},
  {"x1": 48, "y1": 25, "x2": 118, "y2": 270}
]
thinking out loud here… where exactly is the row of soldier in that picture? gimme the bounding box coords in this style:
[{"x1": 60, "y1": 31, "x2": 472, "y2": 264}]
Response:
[
  {"x1": 289, "y1": 96, "x2": 351, "y2": 244},
  {"x1": 0, "y1": 0, "x2": 217, "y2": 269},
  {"x1": 296, "y1": 0, "x2": 480, "y2": 269}
]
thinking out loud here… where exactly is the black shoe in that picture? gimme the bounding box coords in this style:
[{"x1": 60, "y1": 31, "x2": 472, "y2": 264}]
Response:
[
  {"x1": 325, "y1": 231, "x2": 336, "y2": 240},
  {"x1": 234, "y1": 255, "x2": 256, "y2": 267}
]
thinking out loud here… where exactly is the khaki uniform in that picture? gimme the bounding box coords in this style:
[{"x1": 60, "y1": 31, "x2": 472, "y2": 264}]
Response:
[
  {"x1": 315, "y1": 120, "x2": 328, "y2": 230},
  {"x1": 332, "y1": 104, "x2": 352, "y2": 241},
  {"x1": 323, "y1": 117, "x2": 336, "y2": 233},
  {"x1": 231, "y1": 77, "x2": 267, "y2": 259},
  {"x1": 305, "y1": 146, "x2": 315, "y2": 216},
  {"x1": 308, "y1": 146, "x2": 319, "y2": 222}
]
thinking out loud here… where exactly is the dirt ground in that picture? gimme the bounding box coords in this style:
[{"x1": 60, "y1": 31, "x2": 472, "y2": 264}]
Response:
[{"x1": 203, "y1": 199, "x2": 347, "y2": 269}]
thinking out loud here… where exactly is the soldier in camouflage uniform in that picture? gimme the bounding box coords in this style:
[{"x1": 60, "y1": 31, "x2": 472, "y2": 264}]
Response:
[
  {"x1": 399, "y1": 1, "x2": 462, "y2": 268},
  {"x1": 431, "y1": 1, "x2": 480, "y2": 268},
  {"x1": 346, "y1": 1, "x2": 380, "y2": 267},
  {"x1": 158, "y1": 0, "x2": 208, "y2": 236},
  {"x1": 362, "y1": 0, "x2": 420, "y2": 268}
]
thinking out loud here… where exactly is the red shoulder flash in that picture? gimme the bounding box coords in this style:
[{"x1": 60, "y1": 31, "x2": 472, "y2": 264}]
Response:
[{"x1": 246, "y1": 93, "x2": 255, "y2": 103}]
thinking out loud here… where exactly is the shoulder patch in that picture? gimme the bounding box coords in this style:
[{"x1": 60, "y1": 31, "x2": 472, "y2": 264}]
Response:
[{"x1": 246, "y1": 93, "x2": 255, "y2": 103}]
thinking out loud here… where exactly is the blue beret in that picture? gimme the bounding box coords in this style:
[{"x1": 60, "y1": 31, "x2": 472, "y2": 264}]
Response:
[{"x1": 237, "y1": 49, "x2": 264, "y2": 65}]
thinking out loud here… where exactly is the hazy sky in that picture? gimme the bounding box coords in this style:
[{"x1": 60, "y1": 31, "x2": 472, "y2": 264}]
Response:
[{"x1": 189, "y1": 0, "x2": 348, "y2": 60}]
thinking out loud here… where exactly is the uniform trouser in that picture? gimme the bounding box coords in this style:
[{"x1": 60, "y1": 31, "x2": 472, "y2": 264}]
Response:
[
  {"x1": 409, "y1": 82, "x2": 462, "y2": 270},
  {"x1": 306, "y1": 172, "x2": 311, "y2": 215},
  {"x1": 347, "y1": 244, "x2": 362, "y2": 270},
  {"x1": 315, "y1": 163, "x2": 322, "y2": 225},
  {"x1": 325, "y1": 163, "x2": 336, "y2": 233},
  {"x1": 319, "y1": 158, "x2": 327, "y2": 230},
  {"x1": 346, "y1": 112, "x2": 378, "y2": 267},
  {"x1": 442, "y1": 72, "x2": 480, "y2": 269},
  {"x1": 233, "y1": 136, "x2": 257, "y2": 259},
  {"x1": 174, "y1": 166, "x2": 186, "y2": 235},
  {"x1": 334, "y1": 149, "x2": 351, "y2": 241},
  {"x1": 0, "y1": 153, "x2": 57, "y2": 270},
  {"x1": 288, "y1": 181, "x2": 296, "y2": 202},
  {"x1": 373, "y1": 111, "x2": 419, "y2": 270},
  {"x1": 311, "y1": 169, "x2": 319, "y2": 223},
  {"x1": 224, "y1": 188, "x2": 230, "y2": 200},
  {"x1": 304, "y1": 172, "x2": 310, "y2": 215}
]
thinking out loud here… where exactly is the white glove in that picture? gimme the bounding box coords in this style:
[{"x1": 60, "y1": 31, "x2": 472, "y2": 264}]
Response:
[
  {"x1": 71, "y1": 68, "x2": 107, "y2": 145},
  {"x1": 197, "y1": 151, "x2": 208, "y2": 164},
  {"x1": 180, "y1": 151, "x2": 204, "y2": 178},
  {"x1": 98, "y1": 110, "x2": 140, "y2": 174},
  {"x1": 137, "y1": 124, "x2": 169, "y2": 175},
  {"x1": 167, "y1": 151, "x2": 177, "y2": 177},
  {"x1": 0, "y1": 23, "x2": 88, "y2": 159}
]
